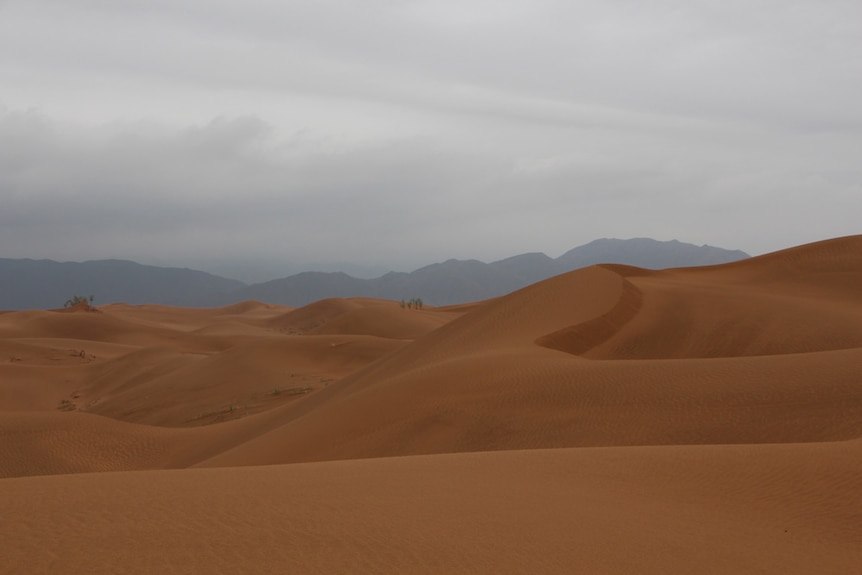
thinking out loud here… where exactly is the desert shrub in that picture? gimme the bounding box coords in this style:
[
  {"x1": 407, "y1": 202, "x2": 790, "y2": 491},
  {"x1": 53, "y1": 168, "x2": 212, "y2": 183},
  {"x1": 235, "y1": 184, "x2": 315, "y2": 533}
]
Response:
[
  {"x1": 402, "y1": 297, "x2": 424, "y2": 310},
  {"x1": 64, "y1": 294, "x2": 94, "y2": 308}
]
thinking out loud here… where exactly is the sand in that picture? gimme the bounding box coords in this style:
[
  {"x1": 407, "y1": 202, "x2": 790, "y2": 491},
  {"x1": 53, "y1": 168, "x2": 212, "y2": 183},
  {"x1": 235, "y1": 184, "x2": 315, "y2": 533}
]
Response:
[{"x1": 2, "y1": 235, "x2": 861, "y2": 573}]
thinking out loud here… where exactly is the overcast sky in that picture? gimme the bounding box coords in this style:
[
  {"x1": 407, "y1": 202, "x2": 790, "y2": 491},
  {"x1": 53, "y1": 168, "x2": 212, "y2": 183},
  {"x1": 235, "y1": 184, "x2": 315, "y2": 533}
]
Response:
[{"x1": 2, "y1": 0, "x2": 860, "y2": 279}]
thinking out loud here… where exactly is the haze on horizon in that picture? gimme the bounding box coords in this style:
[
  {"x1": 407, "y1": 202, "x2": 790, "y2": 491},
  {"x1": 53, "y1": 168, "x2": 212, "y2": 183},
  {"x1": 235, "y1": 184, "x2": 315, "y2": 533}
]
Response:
[{"x1": 1, "y1": 0, "x2": 860, "y2": 276}]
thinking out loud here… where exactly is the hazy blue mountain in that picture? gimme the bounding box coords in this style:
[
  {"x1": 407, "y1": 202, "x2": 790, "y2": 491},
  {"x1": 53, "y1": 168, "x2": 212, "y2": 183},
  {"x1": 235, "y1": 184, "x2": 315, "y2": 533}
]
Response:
[
  {"x1": 1, "y1": 239, "x2": 749, "y2": 310},
  {"x1": 231, "y1": 271, "x2": 375, "y2": 304},
  {"x1": 222, "y1": 260, "x2": 523, "y2": 307},
  {"x1": 489, "y1": 252, "x2": 564, "y2": 285},
  {"x1": 556, "y1": 238, "x2": 750, "y2": 270},
  {"x1": 0, "y1": 258, "x2": 244, "y2": 310},
  {"x1": 197, "y1": 259, "x2": 396, "y2": 284},
  {"x1": 222, "y1": 238, "x2": 749, "y2": 306},
  {"x1": 386, "y1": 259, "x2": 525, "y2": 304}
]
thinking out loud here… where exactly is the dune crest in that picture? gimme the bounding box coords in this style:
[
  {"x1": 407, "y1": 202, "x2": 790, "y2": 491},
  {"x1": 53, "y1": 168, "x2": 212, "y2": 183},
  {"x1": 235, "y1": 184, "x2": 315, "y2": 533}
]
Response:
[{"x1": 535, "y1": 272, "x2": 644, "y2": 355}]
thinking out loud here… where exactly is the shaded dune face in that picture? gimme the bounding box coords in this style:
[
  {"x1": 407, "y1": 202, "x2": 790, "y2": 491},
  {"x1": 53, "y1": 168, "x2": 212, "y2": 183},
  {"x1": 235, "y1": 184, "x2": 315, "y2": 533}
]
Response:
[{"x1": 534, "y1": 272, "x2": 643, "y2": 356}]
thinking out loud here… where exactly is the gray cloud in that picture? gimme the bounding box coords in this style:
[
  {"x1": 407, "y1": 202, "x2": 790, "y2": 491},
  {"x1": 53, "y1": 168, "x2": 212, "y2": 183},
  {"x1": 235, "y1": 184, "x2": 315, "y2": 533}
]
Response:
[{"x1": 1, "y1": 1, "x2": 861, "y2": 276}]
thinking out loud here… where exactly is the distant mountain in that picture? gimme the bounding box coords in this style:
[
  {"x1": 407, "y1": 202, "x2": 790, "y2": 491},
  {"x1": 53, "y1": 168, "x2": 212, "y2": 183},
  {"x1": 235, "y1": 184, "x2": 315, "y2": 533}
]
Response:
[
  {"x1": 229, "y1": 260, "x2": 522, "y2": 307},
  {"x1": 223, "y1": 238, "x2": 750, "y2": 307},
  {"x1": 487, "y1": 252, "x2": 562, "y2": 285},
  {"x1": 0, "y1": 259, "x2": 244, "y2": 310},
  {"x1": 235, "y1": 271, "x2": 373, "y2": 304},
  {"x1": 556, "y1": 238, "x2": 750, "y2": 270},
  {"x1": 0, "y1": 239, "x2": 750, "y2": 310}
]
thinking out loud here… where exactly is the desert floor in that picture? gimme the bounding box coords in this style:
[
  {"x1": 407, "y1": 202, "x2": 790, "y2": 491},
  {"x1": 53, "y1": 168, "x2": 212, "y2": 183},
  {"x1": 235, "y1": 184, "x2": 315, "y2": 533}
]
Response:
[{"x1": 2, "y1": 236, "x2": 862, "y2": 573}]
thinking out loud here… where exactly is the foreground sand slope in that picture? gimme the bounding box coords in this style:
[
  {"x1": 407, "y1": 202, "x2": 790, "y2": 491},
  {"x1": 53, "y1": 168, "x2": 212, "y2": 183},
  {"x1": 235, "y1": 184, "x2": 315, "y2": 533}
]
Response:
[{"x1": 3, "y1": 439, "x2": 860, "y2": 574}]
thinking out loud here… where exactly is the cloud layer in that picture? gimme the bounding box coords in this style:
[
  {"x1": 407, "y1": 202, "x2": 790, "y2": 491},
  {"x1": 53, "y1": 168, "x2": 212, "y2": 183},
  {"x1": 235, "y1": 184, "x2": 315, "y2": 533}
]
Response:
[{"x1": 2, "y1": 0, "x2": 861, "y2": 276}]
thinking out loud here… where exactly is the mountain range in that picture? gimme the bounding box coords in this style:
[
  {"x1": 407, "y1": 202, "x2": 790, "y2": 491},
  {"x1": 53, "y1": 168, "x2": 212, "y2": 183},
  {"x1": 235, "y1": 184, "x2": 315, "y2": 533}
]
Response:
[{"x1": 0, "y1": 238, "x2": 749, "y2": 310}]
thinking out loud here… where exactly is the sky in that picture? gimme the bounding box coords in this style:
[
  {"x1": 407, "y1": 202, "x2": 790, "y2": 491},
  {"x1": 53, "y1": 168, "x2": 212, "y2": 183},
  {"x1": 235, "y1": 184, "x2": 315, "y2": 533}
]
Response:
[{"x1": 1, "y1": 0, "x2": 860, "y2": 280}]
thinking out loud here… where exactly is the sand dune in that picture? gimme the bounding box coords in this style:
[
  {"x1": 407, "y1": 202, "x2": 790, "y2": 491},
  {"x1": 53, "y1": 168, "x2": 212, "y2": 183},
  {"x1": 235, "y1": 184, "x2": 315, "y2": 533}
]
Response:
[
  {"x1": 1, "y1": 235, "x2": 861, "y2": 572},
  {"x1": 2, "y1": 441, "x2": 860, "y2": 574},
  {"x1": 196, "y1": 241, "x2": 862, "y2": 465},
  {"x1": 81, "y1": 334, "x2": 408, "y2": 427},
  {"x1": 266, "y1": 296, "x2": 462, "y2": 338},
  {"x1": 0, "y1": 411, "x2": 189, "y2": 478}
]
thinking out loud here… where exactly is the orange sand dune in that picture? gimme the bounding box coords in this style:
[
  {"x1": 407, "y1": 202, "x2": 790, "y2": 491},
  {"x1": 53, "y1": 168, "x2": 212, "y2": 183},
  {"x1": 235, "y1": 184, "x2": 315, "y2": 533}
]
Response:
[
  {"x1": 196, "y1": 241, "x2": 862, "y2": 465},
  {"x1": 198, "y1": 346, "x2": 862, "y2": 466},
  {"x1": 0, "y1": 295, "x2": 459, "y2": 475},
  {"x1": 575, "y1": 239, "x2": 862, "y2": 359},
  {"x1": 101, "y1": 300, "x2": 290, "y2": 330},
  {"x1": 0, "y1": 411, "x2": 190, "y2": 478},
  {"x1": 1, "y1": 236, "x2": 861, "y2": 572},
  {"x1": 266, "y1": 297, "x2": 463, "y2": 338},
  {"x1": 0, "y1": 307, "x2": 237, "y2": 353},
  {"x1": 2, "y1": 440, "x2": 860, "y2": 574},
  {"x1": 81, "y1": 334, "x2": 408, "y2": 426},
  {"x1": 0, "y1": 337, "x2": 140, "y2": 412}
]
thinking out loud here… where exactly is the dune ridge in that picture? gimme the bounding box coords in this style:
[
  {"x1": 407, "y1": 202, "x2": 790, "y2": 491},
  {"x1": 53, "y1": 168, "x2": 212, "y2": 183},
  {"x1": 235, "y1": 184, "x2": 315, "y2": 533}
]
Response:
[{"x1": 535, "y1": 271, "x2": 644, "y2": 355}]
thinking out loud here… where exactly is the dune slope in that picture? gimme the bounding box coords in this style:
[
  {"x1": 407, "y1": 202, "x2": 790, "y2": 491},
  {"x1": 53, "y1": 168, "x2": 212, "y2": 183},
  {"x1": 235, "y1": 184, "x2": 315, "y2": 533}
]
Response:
[
  {"x1": 198, "y1": 238, "x2": 862, "y2": 466},
  {"x1": 3, "y1": 440, "x2": 861, "y2": 574}
]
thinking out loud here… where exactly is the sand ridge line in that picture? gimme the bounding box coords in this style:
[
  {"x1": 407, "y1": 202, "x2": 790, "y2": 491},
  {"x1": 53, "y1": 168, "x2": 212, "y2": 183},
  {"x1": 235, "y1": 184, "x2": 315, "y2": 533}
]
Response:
[{"x1": 535, "y1": 273, "x2": 644, "y2": 356}]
